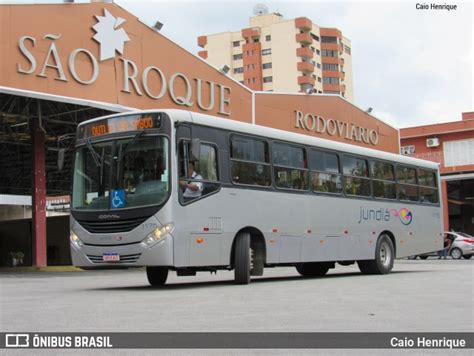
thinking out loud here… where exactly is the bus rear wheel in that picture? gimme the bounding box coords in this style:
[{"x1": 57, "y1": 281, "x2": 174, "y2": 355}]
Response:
[
  {"x1": 234, "y1": 232, "x2": 251, "y2": 284},
  {"x1": 146, "y1": 266, "x2": 169, "y2": 286},
  {"x1": 296, "y1": 262, "x2": 330, "y2": 277},
  {"x1": 357, "y1": 234, "x2": 395, "y2": 275}
]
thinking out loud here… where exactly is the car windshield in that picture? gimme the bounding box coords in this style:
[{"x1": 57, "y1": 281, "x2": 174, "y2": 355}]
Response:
[{"x1": 72, "y1": 135, "x2": 169, "y2": 210}]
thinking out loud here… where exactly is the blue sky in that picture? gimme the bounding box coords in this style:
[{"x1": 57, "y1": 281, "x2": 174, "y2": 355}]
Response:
[{"x1": 2, "y1": 0, "x2": 472, "y2": 128}]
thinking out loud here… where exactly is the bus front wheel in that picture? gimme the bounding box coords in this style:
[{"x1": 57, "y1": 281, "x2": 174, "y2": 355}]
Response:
[
  {"x1": 146, "y1": 266, "x2": 169, "y2": 286},
  {"x1": 358, "y1": 234, "x2": 395, "y2": 275},
  {"x1": 234, "y1": 232, "x2": 251, "y2": 284}
]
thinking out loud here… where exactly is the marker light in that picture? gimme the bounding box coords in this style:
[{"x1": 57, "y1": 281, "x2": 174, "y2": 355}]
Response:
[
  {"x1": 70, "y1": 231, "x2": 83, "y2": 248},
  {"x1": 141, "y1": 223, "x2": 174, "y2": 247}
]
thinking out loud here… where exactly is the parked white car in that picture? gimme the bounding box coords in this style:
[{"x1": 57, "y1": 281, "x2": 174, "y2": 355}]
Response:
[{"x1": 408, "y1": 232, "x2": 474, "y2": 260}]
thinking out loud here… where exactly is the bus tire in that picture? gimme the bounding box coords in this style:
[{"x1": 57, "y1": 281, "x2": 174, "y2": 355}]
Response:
[
  {"x1": 357, "y1": 234, "x2": 395, "y2": 275},
  {"x1": 296, "y1": 262, "x2": 330, "y2": 277},
  {"x1": 146, "y1": 266, "x2": 168, "y2": 286},
  {"x1": 234, "y1": 232, "x2": 251, "y2": 284}
]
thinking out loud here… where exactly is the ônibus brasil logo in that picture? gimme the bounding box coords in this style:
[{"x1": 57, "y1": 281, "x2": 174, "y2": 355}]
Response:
[{"x1": 358, "y1": 207, "x2": 413, "y2": 225}]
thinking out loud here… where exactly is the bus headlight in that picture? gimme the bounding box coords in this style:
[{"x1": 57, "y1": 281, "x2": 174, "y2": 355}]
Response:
[
  {"x1": 70, "y1": 231, "x2": 83, "y2": 248},
  {"x1": 141, "y1": 223, "x2": 174, "y2": 248}
]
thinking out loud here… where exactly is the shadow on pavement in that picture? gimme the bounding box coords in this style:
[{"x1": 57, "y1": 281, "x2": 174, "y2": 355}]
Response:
[{"x1": 86, "y1": 269, "x2": 429, "y2": 292}]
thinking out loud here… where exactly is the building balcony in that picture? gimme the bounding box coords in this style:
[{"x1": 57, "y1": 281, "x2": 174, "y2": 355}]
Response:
[
  {"x1": 321, "y1": 56, "x2": 344, "y2": 65},
  {"x1": 295, "y1": 32, "x2": 313, "y2": 45},
  {"x1": 197, "y1": 50, "x2": 208, "y2": 59},
  {"x1": 320, "y1": 27, "x2": 342, "y2": 39},
  {"x1": 297, "y1": 61, "x2": 315, "y2": 73},
  {"x1": 197, "y1": 36, "x2": 207, "y2": 48},
  {"x1": 242, "y1": 27, "x2": 261, "y2": 38},
  {"x1": 322, "y1": 70, "x2": 343, "y2": 78},
  {"x1": 296, "y1": 47, "x2": 314, "y2": 59},
  {"x1": 323, "y1": 83, "x2": 345, "y2": 92},
  {"x1": 321, "y1": 42, "x2": 343, "y2": 52},
  {"x1": 295, "y1": 17, "x2": 312, "y2": 31},
  {"x1": 298, "y1": 75, "x2": 316, "y2": 86}
]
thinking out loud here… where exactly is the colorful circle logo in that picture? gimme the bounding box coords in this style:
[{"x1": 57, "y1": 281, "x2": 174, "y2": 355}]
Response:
[{"x1": 399, "y1": 208, "x2": 413, "y2": 225}]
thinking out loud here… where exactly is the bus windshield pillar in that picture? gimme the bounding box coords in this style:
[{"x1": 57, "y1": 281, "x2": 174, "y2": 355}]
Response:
[{"x1": 31, "y1": 118, "x2": 47, "y2": 267}]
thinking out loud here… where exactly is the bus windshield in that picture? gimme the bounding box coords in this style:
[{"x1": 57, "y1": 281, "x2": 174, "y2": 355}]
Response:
[{"x1": 72, "y1": 135, "x2": 169, "y2": 210}]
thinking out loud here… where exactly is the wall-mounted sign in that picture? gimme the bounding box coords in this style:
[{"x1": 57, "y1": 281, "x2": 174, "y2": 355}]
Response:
[
  {"x1": 294, "y1": 110, "x2": 379, "y2": 145},
  {"x1": 16, "y1": 8, "x2": 232, "y2": 116}
]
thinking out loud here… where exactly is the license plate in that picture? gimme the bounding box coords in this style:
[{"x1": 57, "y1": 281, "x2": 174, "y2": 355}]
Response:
[{"x1": 103, "y1": 253, "x2": 120, "y2": 262}]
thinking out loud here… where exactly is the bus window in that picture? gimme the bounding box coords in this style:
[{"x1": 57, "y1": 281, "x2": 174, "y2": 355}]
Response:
[
  {"x1": 309, "y1": 150, "x2": 342, "y2": 194},
  {"x1": 230, "y1": 136, "x2": 271, "y2": 186},
  {"x1": 178, "y1": 140, "x2": 219, "y2": 203},
  {"x1": 418, "y1": 168, "x2": 438, "y2": 204},
  {"x1": 396, "y1": 165, "x2": 419, "y2": 202},
  {"x1": 371, "y1": 160, "x2": 396, "y2": 200},
  {"x1": 343, "y1": 155, "x2": 371, "y2": 197},
  {"x1": 273, "y1": 142, "x2": 308, "y2": 190}
]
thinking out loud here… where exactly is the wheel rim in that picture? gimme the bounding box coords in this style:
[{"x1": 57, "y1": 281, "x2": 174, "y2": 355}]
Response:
[
  {"x1": 451, "y1": 249, "x2": 461, "y2": 259},
  {"x1": 379, "y1": 241, "x2": 392, "y2": 267}
]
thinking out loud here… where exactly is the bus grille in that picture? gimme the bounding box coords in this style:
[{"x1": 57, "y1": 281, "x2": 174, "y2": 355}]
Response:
[
  {"x1": 77, "y1": 217, "x2": 149, "y2": 233},
  {"x1": 87, "y1": 253, "x2": 142, "y2": 264}
]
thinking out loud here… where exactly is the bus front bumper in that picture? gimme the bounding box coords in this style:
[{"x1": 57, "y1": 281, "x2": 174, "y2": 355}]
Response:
[{"x1": 70, "y1": 235, "x2": 174, "y2": 267}]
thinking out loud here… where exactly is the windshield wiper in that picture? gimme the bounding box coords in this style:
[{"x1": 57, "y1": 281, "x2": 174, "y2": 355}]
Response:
[
  {"x1": 86, "y1": 137, "x2": 103, "y2": 167},
  {"x1": 118, "y1": 130, "x2": 146, "y2": 161}
]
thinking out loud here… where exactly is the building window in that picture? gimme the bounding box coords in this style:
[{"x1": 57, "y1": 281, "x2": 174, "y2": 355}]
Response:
[
  {"x1": 266, "y1": 35, "x2": 271, "y2": 41},
  {"x1": 316, "y1": 49, "x2": 320, "y2": 55},
  {"x1": 344, "y1": 45, "x2": 351, "y2": 55},
  {"x1": 317, "y1": 77, "x2": 322, "y2": 83},
  {"x1": 263, "y1": 76, "x2": 273, "y2": 83},
  {"x1": 444, "y1": 139, "x2": 474, "y2": 167},
  {"x1": 233, "y1": 53, "x2": 243, "y2": 60},
  {"x1": 323, "y1": 77, "x2": 340, "y2": 84},
  {"x1": 310, "y1": 46, "x2": 315, "y2": 53},
  {"x1": 239, "y1": 81, "x2": 244, "y2": 84},
  {"x1": 262, "y1": 62, "x2": 272, "y2": 69},
  {"x1": 262, "y1": 48, "x2": 272, "y2": 55},
  {"x1": 321, "y1": 49, "x2": 337, "y2": 57},
  {"x1": 316, "y1": 63, "x2": 321, "y2": 69},
  {"x1": 322, "y1": 63, "x2": 339, "y2": 71},
  {"x1": 310, "y1": 33, "x2": 320, "y2": 42},
  {"x1": 233, "y1": 41, "x2": 240, "y2": 47},
  {"x1": 321, "y1": 36, "x2": 337, "y2": 43},
  {"x1": 323, "y1": 90, "x2": 340, "y2": 94},
  {"x1": 233, "y1": 67, "x2": 243, "y2": 74}
]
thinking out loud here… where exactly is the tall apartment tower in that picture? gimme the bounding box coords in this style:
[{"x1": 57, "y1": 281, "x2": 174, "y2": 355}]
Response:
[{"x1": 197, "y1": 10, "x2": 353, "y2": 102}]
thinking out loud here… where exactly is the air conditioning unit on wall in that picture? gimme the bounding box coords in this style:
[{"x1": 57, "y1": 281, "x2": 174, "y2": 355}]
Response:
[{"x1": 426, "y1": 138, "x2": 440, "y2": 148}]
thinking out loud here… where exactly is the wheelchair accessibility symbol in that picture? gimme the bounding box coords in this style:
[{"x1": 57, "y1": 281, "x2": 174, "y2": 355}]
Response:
[{"x1": 111, "y1": 189, "x2": 125, "y2": 209}]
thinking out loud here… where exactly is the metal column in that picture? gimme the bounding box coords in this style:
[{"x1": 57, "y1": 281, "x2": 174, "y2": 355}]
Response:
[{"x1": 31, "y1": 118, "x2": 47, "y2": 267}]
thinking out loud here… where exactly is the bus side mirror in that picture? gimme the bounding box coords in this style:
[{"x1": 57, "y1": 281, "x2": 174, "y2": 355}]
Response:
[
  {"x1": 58, "y1": 148, "x2": 65, "y2": 172},
  {"x1": 190, "y1": 138, "x2": 201, "y2": 162}
]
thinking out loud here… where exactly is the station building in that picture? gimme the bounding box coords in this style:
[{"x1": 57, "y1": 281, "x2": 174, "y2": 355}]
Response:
[
  {"x1": 400, "y1": 113, "x2": 474, "y2": 235},
  {"x1": 0, "y1": 2, "x2": 398, "y2": 267}
]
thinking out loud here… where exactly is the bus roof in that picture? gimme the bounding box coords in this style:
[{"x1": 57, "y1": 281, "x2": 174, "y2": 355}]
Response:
[{"x1": 78, "y1": 109, "x2": 439, "y2": 170}]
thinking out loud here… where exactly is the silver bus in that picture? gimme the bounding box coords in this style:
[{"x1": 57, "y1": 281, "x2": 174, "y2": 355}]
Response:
[{"x1": 70, "y1": 110, "x2": 443, "y2": 285}]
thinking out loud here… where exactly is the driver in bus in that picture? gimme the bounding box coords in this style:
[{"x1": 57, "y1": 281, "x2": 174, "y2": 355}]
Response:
[{"x1": 180, "y1": 161, "x2": 203, "y2": 199}]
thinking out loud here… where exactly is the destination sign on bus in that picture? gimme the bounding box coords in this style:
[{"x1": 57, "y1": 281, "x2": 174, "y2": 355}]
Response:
[{"x1": 80, "y1": 114, "x2": 161, "y2": 139}]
